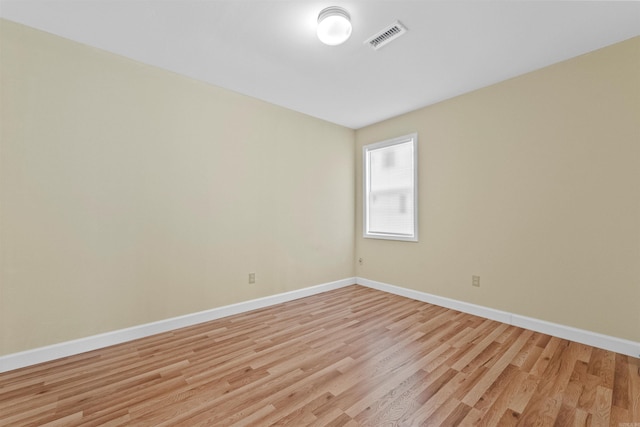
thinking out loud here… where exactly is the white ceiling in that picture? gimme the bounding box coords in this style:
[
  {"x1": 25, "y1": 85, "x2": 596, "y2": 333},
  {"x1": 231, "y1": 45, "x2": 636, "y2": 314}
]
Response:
[{"x1": 1, "y1": 1, "x2": 639, "y2": 129}]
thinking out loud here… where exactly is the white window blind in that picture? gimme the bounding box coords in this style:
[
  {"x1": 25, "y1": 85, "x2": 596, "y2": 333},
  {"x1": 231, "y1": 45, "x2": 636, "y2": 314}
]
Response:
[{"x1": 364, "y1": 133, "x2": 418, "y2": 241}]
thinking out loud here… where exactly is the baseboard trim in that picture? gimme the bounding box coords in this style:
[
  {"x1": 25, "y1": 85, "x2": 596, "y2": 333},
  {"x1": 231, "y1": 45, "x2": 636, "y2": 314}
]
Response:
[
  {"x1": 0, "y1": 277, "x2": 356, "y2": 373},
  {"x1": 3, "y1": 276, "x2": 637, "y2": 373},
  {"x1": 356, "y1": 277, "x2": 640, "y2": 358}
]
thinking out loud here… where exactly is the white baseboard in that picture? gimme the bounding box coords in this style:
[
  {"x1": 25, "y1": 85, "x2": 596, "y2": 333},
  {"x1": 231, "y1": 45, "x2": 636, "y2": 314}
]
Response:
[
  {"x1": 0, "y1": 278, "x2": 356, "y2": 373},
  {"x1": 3, "y1": 276, "x2": 637, "y2": 373},
  {"x1": 356, "y1": 277, "x2": 640, "y2": 358}
]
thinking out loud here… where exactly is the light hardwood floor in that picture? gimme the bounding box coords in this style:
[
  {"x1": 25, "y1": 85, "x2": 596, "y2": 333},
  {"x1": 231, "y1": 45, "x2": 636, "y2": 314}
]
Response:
[{"x1": 1, "y1": 285, "x2": 638, "y2": 426}]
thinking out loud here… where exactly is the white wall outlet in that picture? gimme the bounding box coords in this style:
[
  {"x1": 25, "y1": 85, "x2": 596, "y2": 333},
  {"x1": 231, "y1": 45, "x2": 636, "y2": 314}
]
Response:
[
  {"x1": 472, "y1": 275, "x2": 480, "y2": 287},
  {"x1": 249, "y1": 273, "x2": 255, "y2": 284}
]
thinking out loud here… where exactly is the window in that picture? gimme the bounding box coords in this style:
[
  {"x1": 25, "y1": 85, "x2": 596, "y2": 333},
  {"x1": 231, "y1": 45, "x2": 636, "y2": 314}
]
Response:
[{"x1": 363, "y1": 133, "x2": 418, "y2": 241}]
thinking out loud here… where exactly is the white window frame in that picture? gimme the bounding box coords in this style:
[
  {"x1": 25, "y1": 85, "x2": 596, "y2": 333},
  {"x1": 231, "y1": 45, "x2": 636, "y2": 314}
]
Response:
[{"x1": 363, "y1": 133, "x2": 418, "y2": 242}]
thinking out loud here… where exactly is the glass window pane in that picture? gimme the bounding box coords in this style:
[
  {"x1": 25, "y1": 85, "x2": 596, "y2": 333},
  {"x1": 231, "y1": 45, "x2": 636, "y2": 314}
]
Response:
[{"x1": 364, "y1": 134, "x2": 417, "y2": 241}]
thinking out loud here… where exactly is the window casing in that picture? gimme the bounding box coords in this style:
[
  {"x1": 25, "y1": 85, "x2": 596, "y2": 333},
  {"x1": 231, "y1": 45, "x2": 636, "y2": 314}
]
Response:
[{"x1": 363, "y1": 133, "x2": 418, "y2": 242}]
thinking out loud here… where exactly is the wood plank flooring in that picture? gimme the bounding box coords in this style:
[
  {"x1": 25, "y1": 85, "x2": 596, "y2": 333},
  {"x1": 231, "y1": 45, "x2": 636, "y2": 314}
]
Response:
[{"x1": 1, "y1": 285, "x2": 638, "y2": 426}]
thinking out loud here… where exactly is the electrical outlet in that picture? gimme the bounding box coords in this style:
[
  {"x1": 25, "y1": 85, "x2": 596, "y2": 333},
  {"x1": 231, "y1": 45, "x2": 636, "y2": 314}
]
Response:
[
  {"x1": 472, "y1": 275, "x2": 480, "y2": 287},
  {"x1": 249, "y1": 273, "x2": 255, "y2": 284}
]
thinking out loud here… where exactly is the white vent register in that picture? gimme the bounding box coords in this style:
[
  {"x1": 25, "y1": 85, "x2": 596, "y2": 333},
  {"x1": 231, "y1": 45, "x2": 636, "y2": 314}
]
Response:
[{"x1": 365, "y1": 20, "x2": 408, "y2": 50}]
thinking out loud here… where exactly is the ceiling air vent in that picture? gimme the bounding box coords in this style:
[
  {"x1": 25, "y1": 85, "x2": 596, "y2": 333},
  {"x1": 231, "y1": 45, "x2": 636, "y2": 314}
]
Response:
[{"x1": 365, "y1": 20, "x2": 408, "y2": 50}]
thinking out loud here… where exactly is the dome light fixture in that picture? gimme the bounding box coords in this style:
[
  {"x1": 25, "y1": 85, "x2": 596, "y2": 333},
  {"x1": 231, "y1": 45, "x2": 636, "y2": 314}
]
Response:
[{"x1": 317, "y1": 6, "x2": 352, "y2": 46}]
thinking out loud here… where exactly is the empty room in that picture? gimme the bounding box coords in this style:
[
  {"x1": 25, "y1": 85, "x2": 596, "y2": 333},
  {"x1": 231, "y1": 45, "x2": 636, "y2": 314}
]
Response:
[{"x1": 1, "y1": 1, "x2": 639, "y2": 425}]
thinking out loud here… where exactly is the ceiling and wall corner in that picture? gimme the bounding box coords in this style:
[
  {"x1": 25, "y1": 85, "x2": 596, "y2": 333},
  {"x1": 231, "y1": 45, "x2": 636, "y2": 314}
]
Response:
[
  {"x1": 0, "y1": 2, "x2": 638, "y2": 360},
  {"x1": 0, "y1": 1, "x2": 638, "y2": 129}
]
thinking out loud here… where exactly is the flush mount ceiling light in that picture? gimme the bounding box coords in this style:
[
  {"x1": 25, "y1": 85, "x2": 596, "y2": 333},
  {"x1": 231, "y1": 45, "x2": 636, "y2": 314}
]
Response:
[{"x1": 317, "y1": 6, "x2": 352, "y2": 46}]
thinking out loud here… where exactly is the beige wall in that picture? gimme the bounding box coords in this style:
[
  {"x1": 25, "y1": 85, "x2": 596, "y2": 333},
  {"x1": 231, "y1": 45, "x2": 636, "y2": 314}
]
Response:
[
  {"x1": 356, "y1": 37, "x2": 640, "y2": 342},
  {"x1": 2, "y1": 18, "x2": 637, "y2": 357},
  {"x1": 0, "y1": 20, "x2": 355, "y2": 355}
]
